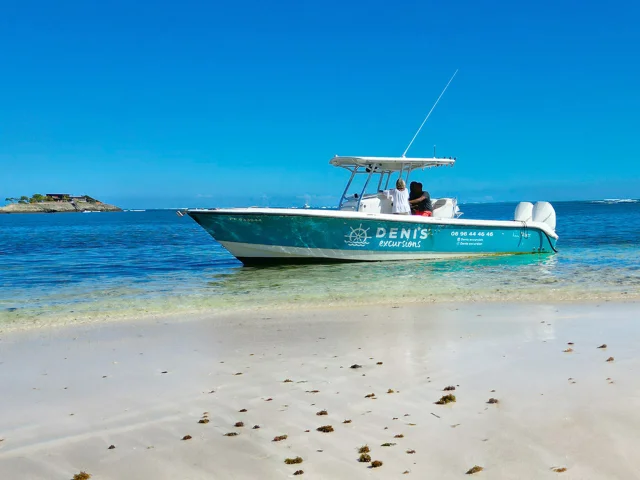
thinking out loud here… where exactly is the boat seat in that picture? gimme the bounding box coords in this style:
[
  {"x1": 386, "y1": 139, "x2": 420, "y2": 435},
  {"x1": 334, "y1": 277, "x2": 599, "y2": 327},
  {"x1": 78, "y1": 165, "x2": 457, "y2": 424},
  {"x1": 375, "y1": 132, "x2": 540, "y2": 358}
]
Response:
[{"x1": 432, "y1": 199, "x2": 447, "y2": 210}]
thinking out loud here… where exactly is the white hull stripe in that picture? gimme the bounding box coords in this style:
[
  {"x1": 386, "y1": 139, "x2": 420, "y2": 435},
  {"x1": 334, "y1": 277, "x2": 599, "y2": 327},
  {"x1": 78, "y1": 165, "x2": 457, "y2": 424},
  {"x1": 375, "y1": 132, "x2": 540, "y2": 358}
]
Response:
[{"x1": 219, "y1": 241, "x2": 498, "y2": 261}]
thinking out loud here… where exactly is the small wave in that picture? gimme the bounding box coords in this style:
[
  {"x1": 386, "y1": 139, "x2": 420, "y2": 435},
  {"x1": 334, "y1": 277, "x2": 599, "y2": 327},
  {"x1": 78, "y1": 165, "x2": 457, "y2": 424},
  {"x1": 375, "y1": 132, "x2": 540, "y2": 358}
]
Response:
[{"x1": 591, "y1": 199, "x2": 639, "y2": 204}]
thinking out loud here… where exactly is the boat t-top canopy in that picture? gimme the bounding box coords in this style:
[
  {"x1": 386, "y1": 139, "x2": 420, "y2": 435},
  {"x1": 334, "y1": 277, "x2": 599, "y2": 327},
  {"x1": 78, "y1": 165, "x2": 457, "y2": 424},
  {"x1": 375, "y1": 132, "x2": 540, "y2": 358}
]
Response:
[
  {"x1": 330, "y1": 155, "x2": 455, "y2": 173},
  {"x1": 332, "y1": 155, "x2": 457, "y2": 211}
]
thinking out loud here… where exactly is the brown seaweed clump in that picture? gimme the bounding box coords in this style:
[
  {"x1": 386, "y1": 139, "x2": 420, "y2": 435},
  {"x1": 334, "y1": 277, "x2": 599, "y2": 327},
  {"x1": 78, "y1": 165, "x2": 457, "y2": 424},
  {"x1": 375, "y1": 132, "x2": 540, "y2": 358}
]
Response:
[
  {"x1": 273, "y1": 435, "x2": 288, "y2": 442},
  {"x1": 317, "y1": 425, "x2": 334, "y2": 433},
  {"x1": 394, "y1": 434, "x2": 404, "y2": 438},
  {"x1": 358, "y1": 445, "x2": 370, "y2": 454},
  {"x1": 381, "y1": 442, "x2": 396, "y2": 447},
  {"x1": 487, "y1": 398, "x2": 499, "y2": 404},
  {"x1": 198, "y1": 418, "x2": 210, "y2": 424},
  {"x1": 284, "y1": 379, "x2": 293, "y2": 383},
  {"x1": 343, "y1": 419, "x2": 352, "y2": 424},
  {"x1": 444, "y1": 386, "x2": 456, "y2": 391},
  {"x1": 181, "y1": 435, "x2": 192, "y2": 440},
  {"x1": 387, "y1": 389, "x2": 395, "y2": 394},
  {"x1": 376, "y1": 362, "x2": 383, "y2": 365},
  {"x1": 552, "y1": 467, "x2": 567, "y2": 473},
  {"x1": 239, "y1": 408, "x2": 248, "y2": 412},
  {"x1": 435, "y1": 394, "x2": 456, "y2": 405},
  {"x1": 358, "y1": 453, "x2": 372, "y2": 463},
  {"x1": 293, "y1": 471, "x2": 304, "y2": 476},
  {"x1": 252, "y1": 425, "x2": 261, "y2": 429},
  {"x1": 406, "y1": 449, "x2": 416, "y2": 454},
  {"x1": 108, "y1": 445, "x2": 116, "y2": 450},
  {"x1": 224, "y1": 432, "x2": 238, "y2": 437},
  {"x1": 597, "y1": 344, "x2": 607, "y2": 349},
  {"x1": 364, "y1": 393, "x2": 376, "y2": 398},
  {"x1": 563, "y1": 348, "x2": 573, "y2": 353},
  {"x1": 234, "y1": 422, "x2": 245, "y2": 428},
  {"x1": 371, "y1": 460, "x2": 383, "y2": 468},
  {"x1": 316, "y1": 410, "x2": 328, "y2": 416},
  {"x1": 284, "y1": 457, "x2": 304, "y2": 464},
  {"x1": 606, "y1": 357, "x2": 614, "y2": 362},
  {"x1": 466, "y1": 466, "x2": 484, "y2": 474},
  {"x1": 350, "y1": 364, "x2": 362, "y2": 369},
  {"x1": 73, "y1": 473, "x2": 92, "y2": 480}
]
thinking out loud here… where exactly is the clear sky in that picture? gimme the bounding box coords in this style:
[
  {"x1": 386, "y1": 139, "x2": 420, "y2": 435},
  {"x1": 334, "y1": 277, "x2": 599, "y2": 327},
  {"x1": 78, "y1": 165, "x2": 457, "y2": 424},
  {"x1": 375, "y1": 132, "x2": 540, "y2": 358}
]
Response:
[{"x1": 1, "y1": 0, "x2": 639, "y2": 208}]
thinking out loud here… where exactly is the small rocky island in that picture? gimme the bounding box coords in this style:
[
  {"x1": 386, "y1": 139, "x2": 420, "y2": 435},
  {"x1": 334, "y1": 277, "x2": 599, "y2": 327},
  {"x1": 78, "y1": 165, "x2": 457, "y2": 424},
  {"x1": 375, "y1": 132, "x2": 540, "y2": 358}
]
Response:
[{"x1": 1, "y1": 194, "x2": 122, "y2": 214}]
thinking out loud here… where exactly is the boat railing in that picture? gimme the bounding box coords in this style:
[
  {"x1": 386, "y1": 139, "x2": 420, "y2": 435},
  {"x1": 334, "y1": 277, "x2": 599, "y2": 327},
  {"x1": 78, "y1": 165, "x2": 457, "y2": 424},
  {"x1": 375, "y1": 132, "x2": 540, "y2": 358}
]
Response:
[{"x1": 338, "y1": 164, "x2": 417, "y2": 211}]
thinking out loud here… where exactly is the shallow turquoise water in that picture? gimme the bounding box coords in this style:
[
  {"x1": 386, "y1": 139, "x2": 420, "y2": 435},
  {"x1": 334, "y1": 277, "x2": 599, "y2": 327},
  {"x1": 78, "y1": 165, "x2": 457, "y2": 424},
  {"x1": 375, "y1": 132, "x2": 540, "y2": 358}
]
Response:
[{"x1": 1, "y1": 200, "x2": 639, "y2": 327}]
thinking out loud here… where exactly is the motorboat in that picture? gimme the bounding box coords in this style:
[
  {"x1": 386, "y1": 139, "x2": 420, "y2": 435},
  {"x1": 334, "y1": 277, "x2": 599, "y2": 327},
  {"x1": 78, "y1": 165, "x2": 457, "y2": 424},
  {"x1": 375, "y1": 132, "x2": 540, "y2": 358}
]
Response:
[
  {"x1": 185, "y1": 71, "x2": 558, "y2": 265},
  {"x1": 186, "y1": 155, "x2": 558, "y2": 265}
]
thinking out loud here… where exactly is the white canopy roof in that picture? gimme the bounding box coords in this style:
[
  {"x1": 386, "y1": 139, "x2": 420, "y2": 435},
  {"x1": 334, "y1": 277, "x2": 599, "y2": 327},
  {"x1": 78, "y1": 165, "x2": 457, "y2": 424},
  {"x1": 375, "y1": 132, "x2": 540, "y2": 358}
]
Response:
[{"x1": 330, "y1": 155, "x2": 455, "y2": 172}]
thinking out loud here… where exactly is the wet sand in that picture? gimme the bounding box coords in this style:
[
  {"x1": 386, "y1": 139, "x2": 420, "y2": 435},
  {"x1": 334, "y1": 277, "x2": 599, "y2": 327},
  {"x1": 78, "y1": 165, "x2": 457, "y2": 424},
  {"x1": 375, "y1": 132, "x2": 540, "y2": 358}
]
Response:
[{"x1": 1, "y1": 302, "x2": 639, "y2": 479}]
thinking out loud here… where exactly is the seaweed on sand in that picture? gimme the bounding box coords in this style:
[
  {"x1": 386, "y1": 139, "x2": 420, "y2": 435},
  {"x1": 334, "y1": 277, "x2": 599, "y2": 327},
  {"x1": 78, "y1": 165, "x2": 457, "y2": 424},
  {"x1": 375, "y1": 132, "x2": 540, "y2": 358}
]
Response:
[
  {"x1": 435, "y1": 394, "x2": 456, "y2": 405},
  {"x1": 284, "y1": 457, "x2": 303, "y2": 464},
  {"x1": 358, "y1": 453, "x2": 372, "y2": 462},
  {"x1": 466, "y1": 466, "x2": 483, "y2": 474},
  {"x1": 72, "y1": 473, "x2": 91, "y2": 480},
  {"x1": 358, "y1": 445, "x2": 370, "y2": 454},
  {"x1": 371, "y1": 460, "x2": 383, "y2": 468},
  {"x1": 316, "y1": 425, "x2": 334, "y2": 433}
]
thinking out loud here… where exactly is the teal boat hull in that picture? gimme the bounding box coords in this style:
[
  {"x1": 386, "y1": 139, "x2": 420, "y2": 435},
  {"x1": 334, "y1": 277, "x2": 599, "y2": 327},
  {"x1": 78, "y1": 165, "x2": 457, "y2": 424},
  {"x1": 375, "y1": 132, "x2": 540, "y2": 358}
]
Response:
[{"x1": 188, "y1": 209, "x2": 558, "y2": 265}]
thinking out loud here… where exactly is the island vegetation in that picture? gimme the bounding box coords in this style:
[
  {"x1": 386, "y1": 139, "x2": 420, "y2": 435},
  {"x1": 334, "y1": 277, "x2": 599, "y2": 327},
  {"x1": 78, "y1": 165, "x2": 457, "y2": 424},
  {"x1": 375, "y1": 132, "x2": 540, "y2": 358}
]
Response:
[
  {"x1": 4, "y1": 194, "x2": 99, "y2": 204},
  {"x1": 1, "y1": 193, "x2": 121, "y2": 214}
]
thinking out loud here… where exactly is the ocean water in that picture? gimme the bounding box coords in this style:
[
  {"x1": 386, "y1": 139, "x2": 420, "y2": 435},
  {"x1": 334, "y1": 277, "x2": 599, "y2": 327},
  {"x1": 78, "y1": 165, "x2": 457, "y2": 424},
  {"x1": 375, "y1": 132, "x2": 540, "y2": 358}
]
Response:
[{"x1": 1, "y1": 200, "x2": 639, "y2": 328}]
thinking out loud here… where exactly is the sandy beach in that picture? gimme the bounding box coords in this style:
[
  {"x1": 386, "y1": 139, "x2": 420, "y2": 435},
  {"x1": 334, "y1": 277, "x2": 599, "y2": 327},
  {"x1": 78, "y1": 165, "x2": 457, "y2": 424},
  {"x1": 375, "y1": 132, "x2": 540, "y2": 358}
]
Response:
[{"x1": 1, "y1": 301, "x2": 639, "y2": 479}]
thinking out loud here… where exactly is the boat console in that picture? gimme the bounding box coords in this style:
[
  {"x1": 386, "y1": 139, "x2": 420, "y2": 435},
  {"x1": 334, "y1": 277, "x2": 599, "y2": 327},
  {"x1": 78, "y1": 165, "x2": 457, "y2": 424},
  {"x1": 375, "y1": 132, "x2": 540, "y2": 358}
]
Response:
[{"x1": 339, "y1": 193, "x2": 461, "y2": 219}]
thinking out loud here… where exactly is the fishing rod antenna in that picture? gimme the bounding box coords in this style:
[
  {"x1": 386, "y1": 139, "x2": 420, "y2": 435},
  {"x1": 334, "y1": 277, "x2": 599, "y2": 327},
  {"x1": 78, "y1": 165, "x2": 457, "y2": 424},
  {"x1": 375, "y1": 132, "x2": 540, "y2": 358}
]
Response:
[{"x1": 402, "y1": 69, "x2": 458, "y2": 158}]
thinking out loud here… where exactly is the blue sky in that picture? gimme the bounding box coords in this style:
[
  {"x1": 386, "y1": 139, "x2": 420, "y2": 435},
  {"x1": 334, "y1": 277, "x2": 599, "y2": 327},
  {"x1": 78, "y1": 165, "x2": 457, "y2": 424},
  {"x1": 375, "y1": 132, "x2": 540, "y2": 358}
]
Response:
[{"x1": 1, "y1": 0, "x2": 639, "y2": 208}]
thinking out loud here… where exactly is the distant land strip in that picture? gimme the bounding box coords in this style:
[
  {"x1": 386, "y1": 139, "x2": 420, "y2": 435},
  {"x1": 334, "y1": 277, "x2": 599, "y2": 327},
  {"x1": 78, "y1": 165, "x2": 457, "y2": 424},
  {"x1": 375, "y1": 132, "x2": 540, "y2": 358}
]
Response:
[{"x1": 2, "y1": 194, "x2": 121, "y2": 214}]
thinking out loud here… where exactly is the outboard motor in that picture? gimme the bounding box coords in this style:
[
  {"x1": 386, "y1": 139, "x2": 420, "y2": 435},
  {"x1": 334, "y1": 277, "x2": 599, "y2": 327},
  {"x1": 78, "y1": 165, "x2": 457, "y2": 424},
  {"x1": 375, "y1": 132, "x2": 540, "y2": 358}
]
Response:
[
  {"x1": 532, "y1": 201, "x2": 556, "y2": 231},
  {"x1": 514, "y1": 202, "x2": 534, "y2": 222}
]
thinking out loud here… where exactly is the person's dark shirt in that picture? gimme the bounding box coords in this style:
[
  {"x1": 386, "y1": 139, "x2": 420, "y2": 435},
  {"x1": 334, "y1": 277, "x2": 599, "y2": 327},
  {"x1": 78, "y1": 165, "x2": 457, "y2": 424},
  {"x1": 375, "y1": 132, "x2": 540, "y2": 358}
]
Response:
[{"x1": 410, "y1": 190, "x2": 432, "y2": 212}]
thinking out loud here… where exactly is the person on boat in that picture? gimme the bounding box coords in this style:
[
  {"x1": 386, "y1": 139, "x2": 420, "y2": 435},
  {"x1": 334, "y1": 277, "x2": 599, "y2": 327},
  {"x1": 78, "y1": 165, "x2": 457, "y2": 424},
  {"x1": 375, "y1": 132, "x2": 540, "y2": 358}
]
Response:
[
  {"x1": 409, "y1": 182, "x2": 433, "y2": 216},
  {"x1": 384, "y1": 179, "x2": 411, "y2": 215}
]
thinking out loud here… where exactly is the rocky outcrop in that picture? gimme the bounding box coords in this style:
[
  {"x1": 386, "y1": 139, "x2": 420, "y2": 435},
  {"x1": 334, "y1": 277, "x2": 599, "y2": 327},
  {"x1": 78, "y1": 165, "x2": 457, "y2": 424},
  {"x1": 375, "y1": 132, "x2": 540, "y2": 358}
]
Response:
[{"x1": 0, "y1": 201, "x2": 122, "y2": 214}]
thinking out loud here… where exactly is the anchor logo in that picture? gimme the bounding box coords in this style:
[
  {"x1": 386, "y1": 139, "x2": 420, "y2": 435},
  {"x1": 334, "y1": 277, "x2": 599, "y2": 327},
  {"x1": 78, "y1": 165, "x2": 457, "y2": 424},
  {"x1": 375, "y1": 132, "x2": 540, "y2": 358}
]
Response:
[{"x1": 344, "y1": 224, "x2": 371, "y2": 247}]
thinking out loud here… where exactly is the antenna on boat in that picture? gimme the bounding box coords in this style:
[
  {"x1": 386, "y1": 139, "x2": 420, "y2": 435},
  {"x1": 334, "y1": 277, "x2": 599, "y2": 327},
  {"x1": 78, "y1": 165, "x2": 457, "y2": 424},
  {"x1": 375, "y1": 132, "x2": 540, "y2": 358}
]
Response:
[{"x1": 402, "y1": 69, "x2": 458, "y2": 158}]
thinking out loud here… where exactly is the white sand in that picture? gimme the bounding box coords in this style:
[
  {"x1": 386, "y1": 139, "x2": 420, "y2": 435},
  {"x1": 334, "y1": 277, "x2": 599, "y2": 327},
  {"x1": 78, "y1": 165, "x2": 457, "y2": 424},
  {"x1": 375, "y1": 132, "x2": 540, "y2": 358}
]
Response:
[{"x1": 1, "y1": 301, "x2": 639, "y2": 479}]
